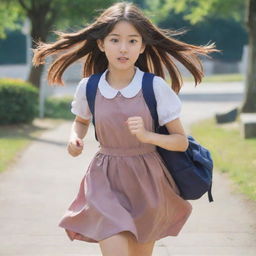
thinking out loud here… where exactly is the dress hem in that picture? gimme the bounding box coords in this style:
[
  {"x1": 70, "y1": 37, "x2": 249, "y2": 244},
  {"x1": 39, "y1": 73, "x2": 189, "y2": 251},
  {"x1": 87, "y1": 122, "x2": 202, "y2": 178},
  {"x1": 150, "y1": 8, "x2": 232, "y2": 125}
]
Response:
[
  {"x1": 62, "y1": 226, "x2": 138, "y2": 243},
  {"x1": 59, "y1": 225, "x2": 184, "y2": 244}
]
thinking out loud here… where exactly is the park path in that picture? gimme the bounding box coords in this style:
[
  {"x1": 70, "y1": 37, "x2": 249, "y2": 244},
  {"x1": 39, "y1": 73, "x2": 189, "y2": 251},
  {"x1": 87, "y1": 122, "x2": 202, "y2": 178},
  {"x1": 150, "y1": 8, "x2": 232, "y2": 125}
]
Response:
[{"x1": 0, "y1": 81, "x2": 256, "y2": 255}]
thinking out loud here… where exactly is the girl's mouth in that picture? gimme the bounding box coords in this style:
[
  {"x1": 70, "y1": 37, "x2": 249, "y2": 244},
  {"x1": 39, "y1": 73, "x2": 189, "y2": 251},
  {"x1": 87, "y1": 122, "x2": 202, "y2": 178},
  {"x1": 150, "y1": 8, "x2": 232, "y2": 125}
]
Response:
[{"x1": 118, "y1": 57, "x2": 129, "y2": 63}]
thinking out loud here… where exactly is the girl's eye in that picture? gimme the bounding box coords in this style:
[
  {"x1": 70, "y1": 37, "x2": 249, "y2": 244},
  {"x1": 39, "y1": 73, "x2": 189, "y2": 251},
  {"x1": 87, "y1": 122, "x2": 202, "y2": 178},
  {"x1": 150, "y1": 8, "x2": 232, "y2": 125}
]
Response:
[
  {"x1": 110, "y1": 39, "x2": 137, "y2": 43},
  {"x1": 130, "y1": 39, "x2": 137, "y2": 44}
]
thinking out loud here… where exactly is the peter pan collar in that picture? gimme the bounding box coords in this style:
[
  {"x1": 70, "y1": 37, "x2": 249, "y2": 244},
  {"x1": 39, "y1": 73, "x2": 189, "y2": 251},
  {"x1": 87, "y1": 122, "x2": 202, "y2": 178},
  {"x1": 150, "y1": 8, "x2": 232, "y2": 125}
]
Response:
[{"x1": 98, "y1": 66, "x2": 144, "y2": 99}]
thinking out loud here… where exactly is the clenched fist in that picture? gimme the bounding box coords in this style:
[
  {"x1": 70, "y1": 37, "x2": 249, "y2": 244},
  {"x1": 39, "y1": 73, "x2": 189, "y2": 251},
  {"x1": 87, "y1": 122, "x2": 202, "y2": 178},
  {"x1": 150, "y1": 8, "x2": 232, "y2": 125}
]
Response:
[
  {"x1": 67, "y1": 137, "x2": 84, "y2": 157},
  {"x1": 125, "y1": 116, "x2": 151, "y2": 143}
]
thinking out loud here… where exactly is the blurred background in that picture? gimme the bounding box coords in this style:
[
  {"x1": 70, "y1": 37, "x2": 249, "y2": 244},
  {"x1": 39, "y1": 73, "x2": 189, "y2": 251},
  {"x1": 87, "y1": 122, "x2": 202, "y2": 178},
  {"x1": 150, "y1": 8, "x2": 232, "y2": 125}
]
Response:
[
  {"x1": 0, "y1": 0, "x2": 249, "y2": 92},
  {"x1": 0, "y1": 1, "x2": 255, "y2": 255}
]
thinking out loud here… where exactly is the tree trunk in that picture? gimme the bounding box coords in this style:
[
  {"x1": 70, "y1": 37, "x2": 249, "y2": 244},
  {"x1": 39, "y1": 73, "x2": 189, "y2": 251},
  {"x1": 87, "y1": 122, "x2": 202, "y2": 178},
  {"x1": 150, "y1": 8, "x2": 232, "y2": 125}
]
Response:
[
  {"x1": 241, "y1": 0, "x2": 256, "y2": 113},
  {"x1": 24, "y1": 0, "x2": 55, "y2": 89},
  {"x1": 27, "y1": 16, "x2": 49, "y2": 88},
  {"x1": 27, "y1": 64, "x2": 44, "y2": 88}
]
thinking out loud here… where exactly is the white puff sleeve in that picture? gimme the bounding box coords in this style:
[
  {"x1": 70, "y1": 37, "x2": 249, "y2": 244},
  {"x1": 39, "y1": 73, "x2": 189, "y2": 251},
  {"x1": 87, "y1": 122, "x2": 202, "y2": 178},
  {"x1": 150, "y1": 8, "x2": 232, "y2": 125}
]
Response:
[
  {"x1": 70, "y1": 77, "x2": 92, "y2": 121},
  {"x1": 153, "y1": 76, "x2": 182, "y2": 126}
]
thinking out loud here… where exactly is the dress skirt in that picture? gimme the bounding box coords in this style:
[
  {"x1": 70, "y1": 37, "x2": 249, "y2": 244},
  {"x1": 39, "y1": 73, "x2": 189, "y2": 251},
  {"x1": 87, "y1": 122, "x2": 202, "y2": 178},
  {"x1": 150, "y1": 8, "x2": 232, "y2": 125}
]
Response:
[{"x1": 58, "y1": 89, "x2": 192, "y2": 243}]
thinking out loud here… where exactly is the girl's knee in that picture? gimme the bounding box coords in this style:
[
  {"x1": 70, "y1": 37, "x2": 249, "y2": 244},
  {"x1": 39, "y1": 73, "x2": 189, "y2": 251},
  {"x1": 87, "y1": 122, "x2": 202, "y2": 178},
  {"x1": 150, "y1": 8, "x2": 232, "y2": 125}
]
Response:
[{"x1": 99, "y1": 231, "x2": 132, "y2": 256}]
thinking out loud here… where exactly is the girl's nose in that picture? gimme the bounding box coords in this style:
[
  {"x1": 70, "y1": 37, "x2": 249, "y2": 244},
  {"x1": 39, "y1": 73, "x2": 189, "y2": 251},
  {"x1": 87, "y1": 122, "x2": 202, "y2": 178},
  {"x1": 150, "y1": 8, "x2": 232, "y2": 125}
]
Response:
[{"x1": 120, "y1": 43, "x2": 128, "y2": 53}]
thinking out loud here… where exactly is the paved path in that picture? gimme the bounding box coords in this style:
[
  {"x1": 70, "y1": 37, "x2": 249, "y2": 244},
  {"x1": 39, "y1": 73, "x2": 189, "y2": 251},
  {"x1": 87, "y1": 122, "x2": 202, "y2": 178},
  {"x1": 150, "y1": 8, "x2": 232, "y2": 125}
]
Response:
[{"x1": 1, "y1": 81, "x2": 256, "y2": 255}]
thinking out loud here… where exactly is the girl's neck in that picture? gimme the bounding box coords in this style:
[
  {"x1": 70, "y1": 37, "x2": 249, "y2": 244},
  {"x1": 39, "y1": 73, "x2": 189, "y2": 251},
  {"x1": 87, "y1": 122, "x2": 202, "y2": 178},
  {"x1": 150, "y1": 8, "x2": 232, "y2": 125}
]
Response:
[{"x1": 106, "y1": 66, "x2": 136, "y2": 90}]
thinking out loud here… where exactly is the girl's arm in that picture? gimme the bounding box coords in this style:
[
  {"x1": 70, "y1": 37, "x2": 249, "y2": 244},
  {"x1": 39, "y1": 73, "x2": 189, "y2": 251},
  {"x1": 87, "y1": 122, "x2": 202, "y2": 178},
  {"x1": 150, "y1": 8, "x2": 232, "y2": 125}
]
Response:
[
  {"x1": 145, "y1": 118, "x2": 189, "y2": 152},
  {"x1": 126, "y1": 116, "x2": 188, "y2": 152},
  {"x1": 70, "y1": 116, "x2": 90, "y2": 140},
  {"x1": 68, "y1": 116, "x2": 90, "y2": 157}
]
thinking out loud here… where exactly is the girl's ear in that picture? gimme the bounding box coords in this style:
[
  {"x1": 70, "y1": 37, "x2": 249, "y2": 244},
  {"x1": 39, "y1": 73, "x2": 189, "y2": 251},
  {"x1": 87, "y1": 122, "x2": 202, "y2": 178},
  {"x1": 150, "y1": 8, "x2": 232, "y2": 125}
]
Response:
[{"x1": 97, "y1": 39, "x2": 104, "y2": 52}]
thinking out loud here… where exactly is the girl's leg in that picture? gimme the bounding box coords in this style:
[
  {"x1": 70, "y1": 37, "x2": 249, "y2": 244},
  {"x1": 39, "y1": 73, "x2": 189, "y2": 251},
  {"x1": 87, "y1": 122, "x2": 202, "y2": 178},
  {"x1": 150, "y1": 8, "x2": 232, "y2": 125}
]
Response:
[
  {"x1": 98, "y1": 231, "x2": 133, "y2": 256},
  {"x1": 128, "y1": 235, "x2": 156, "y2": 256}
]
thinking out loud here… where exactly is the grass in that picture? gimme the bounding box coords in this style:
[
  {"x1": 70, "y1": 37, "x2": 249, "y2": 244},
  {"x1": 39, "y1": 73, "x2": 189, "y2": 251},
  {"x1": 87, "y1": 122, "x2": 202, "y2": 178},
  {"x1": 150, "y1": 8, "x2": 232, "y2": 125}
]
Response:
[
  {"x1": 191, "y1": 117, "x2": 256, "y2": 201},
  {"x1": 0, "y1": 96, "x2": 75, "y2": 173},
  {"x1": 184, "y1": 73, "x2": 245, "y2": 83},
  {"x1": 0, "y1": 118, "x2": 65, "y2": 173}
]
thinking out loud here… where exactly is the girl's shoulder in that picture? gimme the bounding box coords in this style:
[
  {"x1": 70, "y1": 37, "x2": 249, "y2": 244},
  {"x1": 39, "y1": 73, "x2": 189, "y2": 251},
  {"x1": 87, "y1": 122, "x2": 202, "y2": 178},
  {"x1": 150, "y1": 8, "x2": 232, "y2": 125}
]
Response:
[
  {"x1": 77, "y1": 76, "x2": 90, "y2": 88},
  {"x1": 152, "y1": 75, "x2": 177, "y2": 95},
  {"x1": 150, "y1": 74, "x2": 182, "y2": 126},
  {"x1": 74, "y1": 76, "x2": 90, "y2": 95}
]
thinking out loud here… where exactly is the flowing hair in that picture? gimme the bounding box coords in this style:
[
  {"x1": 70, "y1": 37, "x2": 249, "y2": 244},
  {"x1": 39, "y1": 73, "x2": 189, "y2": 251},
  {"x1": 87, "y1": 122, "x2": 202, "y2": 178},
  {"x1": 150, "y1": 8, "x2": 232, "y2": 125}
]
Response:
[{"x1": 32, "y1": 1, "x2": 219, "y2": 93}]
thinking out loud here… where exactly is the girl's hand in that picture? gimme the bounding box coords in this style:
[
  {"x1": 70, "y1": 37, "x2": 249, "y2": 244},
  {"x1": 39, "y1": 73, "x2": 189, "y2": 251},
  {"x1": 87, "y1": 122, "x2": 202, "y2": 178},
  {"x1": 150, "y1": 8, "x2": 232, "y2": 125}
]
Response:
[
  {"x1": 125, "y1": 116, "x2": 151, "y2": 143},
  {"x1": 67, "y1": 137, "x2": 84, "y2": 157}
]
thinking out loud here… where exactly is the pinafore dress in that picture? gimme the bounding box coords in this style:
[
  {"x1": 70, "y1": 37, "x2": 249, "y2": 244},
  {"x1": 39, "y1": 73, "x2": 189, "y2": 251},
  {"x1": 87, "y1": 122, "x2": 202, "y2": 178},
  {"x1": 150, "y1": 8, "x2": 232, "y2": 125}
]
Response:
[{"x1": 58, "y1": 85, "x2": 193, "y2": 244}]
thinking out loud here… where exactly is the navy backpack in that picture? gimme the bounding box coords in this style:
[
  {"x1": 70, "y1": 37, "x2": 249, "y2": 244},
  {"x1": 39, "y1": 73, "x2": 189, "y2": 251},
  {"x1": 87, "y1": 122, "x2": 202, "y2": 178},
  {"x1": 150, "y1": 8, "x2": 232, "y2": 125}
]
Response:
[{"x1": 85, "y1": 71, "x2": 214, "y2": 202}]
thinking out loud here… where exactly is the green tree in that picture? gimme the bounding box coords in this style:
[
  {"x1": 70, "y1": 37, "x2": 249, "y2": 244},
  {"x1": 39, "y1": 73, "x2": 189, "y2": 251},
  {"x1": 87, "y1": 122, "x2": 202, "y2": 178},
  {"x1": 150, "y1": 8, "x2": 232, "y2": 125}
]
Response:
[
  {"x1": 0, "y1": 0, "x2": 115, "y2": 88},
  {"x1": 148, "y1": 0, "x2": 255, "y2": 113},
  {"x1": 158, "y1": 12, "x2": 247, "y2": 62},
  {"x1": 0, "y1": 2, "x2": 25, "y2": 39}
]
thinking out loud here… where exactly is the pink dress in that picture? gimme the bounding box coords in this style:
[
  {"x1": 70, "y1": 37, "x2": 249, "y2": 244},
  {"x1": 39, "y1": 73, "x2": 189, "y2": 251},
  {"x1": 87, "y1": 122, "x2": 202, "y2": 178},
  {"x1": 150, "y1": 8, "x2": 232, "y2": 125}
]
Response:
[{"x1": 58, "y1": 86, "x2": 192, "y2": 243}]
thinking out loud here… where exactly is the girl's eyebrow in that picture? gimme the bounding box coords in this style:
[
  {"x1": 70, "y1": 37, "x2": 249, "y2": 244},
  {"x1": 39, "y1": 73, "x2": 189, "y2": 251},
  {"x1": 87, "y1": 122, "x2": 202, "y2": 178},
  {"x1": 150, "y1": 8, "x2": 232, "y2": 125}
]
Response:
[{"x1": 108, "y1": 33, "x2": 140, "y2": 37}]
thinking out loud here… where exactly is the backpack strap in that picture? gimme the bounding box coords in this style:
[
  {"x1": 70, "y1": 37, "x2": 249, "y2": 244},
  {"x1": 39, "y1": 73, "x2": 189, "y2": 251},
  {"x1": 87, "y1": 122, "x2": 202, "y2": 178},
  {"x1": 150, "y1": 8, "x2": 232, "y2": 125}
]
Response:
[
  {"x1": 141, "y1": 72, "x2": 159, "y2": 131},
  {"x1": 85, "y1": 73, "x2": 104, "y2": 142},
  {"x1": 208, "y1": 184, "x2": 213, "y2": 202}
]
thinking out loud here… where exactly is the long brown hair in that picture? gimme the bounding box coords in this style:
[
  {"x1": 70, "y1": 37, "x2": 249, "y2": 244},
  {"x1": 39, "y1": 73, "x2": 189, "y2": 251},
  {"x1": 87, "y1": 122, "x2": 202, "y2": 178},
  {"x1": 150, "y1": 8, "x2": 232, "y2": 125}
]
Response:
[{"x1": 32, "y1": 1, "x2": 219, "y2": 93}]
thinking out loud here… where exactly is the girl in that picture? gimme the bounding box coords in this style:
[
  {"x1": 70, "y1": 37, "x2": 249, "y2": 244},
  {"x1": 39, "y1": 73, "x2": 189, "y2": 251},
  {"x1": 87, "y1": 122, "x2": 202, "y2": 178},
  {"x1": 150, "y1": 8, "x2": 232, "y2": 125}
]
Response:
[{"x1": 32, "y1": 2, "x2": 218, "y2": 256}]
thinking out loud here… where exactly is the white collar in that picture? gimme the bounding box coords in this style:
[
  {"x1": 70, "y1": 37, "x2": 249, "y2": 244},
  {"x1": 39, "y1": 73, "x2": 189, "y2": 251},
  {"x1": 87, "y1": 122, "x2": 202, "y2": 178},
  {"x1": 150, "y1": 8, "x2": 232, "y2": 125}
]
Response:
[{"x1": 98, "y1": 66, "x2": 144, "y2": 99}]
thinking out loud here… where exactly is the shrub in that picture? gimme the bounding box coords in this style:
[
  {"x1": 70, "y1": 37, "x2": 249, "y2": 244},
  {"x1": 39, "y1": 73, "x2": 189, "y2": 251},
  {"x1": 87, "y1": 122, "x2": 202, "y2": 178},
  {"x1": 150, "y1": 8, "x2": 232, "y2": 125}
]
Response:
[
  {"x1": 45, "y1": 96, "x2": 73, "y2": 120},
  {"x1": 0, "y1": 78, "x2": 39, "y2": 124}
]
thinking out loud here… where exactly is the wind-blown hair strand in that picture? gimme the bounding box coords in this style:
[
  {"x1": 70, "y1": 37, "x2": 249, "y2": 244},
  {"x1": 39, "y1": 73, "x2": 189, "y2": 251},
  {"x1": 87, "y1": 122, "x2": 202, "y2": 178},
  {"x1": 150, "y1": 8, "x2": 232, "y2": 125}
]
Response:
[{"x1": 32, "y1": 1, "x2": 219, "y2": 93}]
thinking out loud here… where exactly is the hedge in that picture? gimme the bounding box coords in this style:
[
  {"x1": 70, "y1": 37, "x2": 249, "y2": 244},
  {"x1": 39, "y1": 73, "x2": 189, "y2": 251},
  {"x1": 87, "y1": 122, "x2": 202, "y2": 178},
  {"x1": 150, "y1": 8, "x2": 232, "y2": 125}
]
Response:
[{"x1": 0, "y1": 78, "x2": 38, "y2": 124}]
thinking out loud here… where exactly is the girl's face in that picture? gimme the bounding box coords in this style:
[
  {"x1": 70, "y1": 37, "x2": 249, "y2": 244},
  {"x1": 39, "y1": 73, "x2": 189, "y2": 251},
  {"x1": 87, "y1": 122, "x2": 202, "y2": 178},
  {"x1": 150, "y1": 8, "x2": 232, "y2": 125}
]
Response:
[{"x1": 97, "y1": 21, "x2": 145, "y2": 71}]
